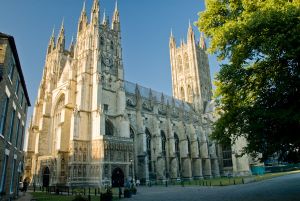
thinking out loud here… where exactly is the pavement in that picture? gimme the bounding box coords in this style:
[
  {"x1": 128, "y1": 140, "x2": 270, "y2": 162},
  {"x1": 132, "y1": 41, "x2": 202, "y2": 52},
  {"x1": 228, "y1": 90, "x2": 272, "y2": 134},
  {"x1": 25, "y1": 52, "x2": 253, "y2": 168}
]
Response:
[
  {"x1": 130, "y1": 173, "x2": 300, "y2": 201},
  {"x1": 12, "y1": 173, "x2": 300, "y2": 201},
  {"x1": 14, "y1": 192, "x2": 33, "y2": 201}
]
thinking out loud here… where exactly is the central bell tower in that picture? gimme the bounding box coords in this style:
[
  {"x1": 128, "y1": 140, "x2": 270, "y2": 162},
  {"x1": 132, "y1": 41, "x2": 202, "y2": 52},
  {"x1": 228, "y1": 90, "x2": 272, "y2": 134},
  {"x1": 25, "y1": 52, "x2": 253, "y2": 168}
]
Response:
[{"x1": 169, "y1": 22, "x2": 212, "y2": 112}]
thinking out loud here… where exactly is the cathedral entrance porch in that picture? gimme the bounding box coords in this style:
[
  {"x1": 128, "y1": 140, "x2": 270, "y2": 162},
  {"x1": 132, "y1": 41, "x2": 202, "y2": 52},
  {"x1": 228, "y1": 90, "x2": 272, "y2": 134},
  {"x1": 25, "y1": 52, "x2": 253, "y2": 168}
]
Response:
[
  {"x1": 42, "y1": 167, "x2": 50, "y2": 187},
  {"x1": 111, "y1": 167, "x2": 124, "y2": 187}
]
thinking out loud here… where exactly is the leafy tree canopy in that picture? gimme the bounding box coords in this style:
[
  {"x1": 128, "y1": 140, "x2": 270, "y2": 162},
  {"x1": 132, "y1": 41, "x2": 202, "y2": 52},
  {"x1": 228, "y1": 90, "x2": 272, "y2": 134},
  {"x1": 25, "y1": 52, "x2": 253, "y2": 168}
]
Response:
[{"x1": 197, "y1": 0, "x2": 300, "y2": 162}]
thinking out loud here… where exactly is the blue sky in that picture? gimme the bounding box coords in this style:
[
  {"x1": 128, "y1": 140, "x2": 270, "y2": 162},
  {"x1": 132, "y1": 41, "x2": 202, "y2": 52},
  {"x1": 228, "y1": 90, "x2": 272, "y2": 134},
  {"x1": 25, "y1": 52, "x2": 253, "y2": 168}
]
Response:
[{"x1": 0, "y1": 0, "x2": 220, "y2": 121}]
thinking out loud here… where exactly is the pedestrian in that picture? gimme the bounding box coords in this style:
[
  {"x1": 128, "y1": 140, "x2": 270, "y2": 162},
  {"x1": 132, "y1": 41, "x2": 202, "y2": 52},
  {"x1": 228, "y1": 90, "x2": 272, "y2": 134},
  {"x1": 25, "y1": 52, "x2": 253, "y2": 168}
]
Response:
[{"x1": 23, "y1": 180, "x2": 28, "y2": 195}]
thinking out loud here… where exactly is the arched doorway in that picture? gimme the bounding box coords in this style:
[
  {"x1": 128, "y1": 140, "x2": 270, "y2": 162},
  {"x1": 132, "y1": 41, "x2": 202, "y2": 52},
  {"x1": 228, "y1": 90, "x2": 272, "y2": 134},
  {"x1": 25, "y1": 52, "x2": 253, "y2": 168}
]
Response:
[
  {"x1": 111, "y1": 167, "x2": 124, "y2": 187},
  {"x1": 42, "y1": 167, "x2": 50, "y2": 187}
]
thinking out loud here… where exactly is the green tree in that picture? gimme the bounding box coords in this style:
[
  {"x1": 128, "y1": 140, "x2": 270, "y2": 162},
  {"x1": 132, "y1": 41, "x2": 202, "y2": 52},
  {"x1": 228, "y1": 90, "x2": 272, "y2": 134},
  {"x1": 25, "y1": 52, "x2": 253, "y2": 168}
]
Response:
[{"x1": 197, "y1": 0, "x2": 300, "y2": 162}]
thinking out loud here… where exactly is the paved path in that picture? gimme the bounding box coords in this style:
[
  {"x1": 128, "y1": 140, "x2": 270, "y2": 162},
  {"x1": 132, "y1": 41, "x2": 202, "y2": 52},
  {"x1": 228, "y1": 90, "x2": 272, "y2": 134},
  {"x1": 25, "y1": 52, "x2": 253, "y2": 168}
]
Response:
[
  {"x1": 131, "y1": 173, "x2": 300, "y2": 201},
  {"x1": 15, "y1": 192, "x2": 33, "y2": 201}
]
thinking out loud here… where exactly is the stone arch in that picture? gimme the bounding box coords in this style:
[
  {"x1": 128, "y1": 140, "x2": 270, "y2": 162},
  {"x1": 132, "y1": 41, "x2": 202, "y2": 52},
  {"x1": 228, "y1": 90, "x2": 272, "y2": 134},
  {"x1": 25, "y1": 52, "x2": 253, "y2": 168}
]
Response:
[
  {"x1": 42, "y1": 166, "x2": 50, "y2": 187},
  {"x1": 52, "y1": 94, "x2": 65, "y2": 151},
  {"x1": 105, "y1": 119, "x2": 114, "y2": 136},
  {"x1": 111, "y1": 167, "x2": 124, "y2": 187}
]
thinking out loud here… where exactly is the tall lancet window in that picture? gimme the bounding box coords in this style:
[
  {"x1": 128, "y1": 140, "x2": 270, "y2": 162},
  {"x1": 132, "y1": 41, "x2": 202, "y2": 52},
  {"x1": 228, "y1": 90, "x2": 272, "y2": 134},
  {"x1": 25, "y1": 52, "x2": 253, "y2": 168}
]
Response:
[
  {"x1": 187, "y1": 136, "x2": 191, "y2": 158},
  {"x1": 177, "y1": 56, "x2": 182, "y2": 72},
  {"x1": 180, "y1": 87, "x2": 185, "y2": 101},
  {"x1": 184, "y1": 53, "x2": 189, "y2": 72},
  {"x1": 161, "y1": 131, "x2": 166, "y2": 156},
  {"x1": 53, "y1": 95, "x2": 65, "y2": 151},
  {"x1": 146, "y1": 128, "x2": 152, "y2": 172},
  {"x1": 187, "y1": 85, "x2": 193, "y2": 103},
  {"x1": 174, "y1": 133, "x2": 181, "y2": 174},
  {"x1": 105, "y1": 119, "x2": 114, "y2": 136}
]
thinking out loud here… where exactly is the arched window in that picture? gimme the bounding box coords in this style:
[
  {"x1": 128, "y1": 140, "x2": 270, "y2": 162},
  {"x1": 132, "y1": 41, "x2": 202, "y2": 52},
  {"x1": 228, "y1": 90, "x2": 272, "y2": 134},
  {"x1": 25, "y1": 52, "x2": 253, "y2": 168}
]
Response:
[
  {"x1": 177, "y1": 56, "x2": 182, "y2": 72},
  {"x1": 197, "y1": 137, "x2": 201, "y2": 157},
  {"x1": 180, "y1": 87, "x2": 185, "y2": 101},
  {"x1": 187, "y1": 85, "x2": 193, "y2": 103},
  {"x1": 100, "y1": 37, "x2": 104, "y2": 46},
  {"x1": 130, "y1": 127, "x2": 134, "y2": 139},
  {"x1": 105, "y1": 119, "x2": 114, "y2": 136},
  {"x1": 184, "y1": 53, "x2": 189, "y2": 71},
  {"x1": 187, "y1": 136, "x2": 191, "y2": 158},
  {"x1": 53, "y1": 95, "x2": 65, "y2": 150},
  {"x1": 161, "y1": 131, "x2": 166, "y2": 156},
  {"x1": 146, "y1": 128, "x2": 152, "y2": 172},
  {"x1": 174, "y1": 133, "x2": 181, "y2": 173},
  {"x1": 174, "y1": 133, "x2": 180, "y2": 155}
]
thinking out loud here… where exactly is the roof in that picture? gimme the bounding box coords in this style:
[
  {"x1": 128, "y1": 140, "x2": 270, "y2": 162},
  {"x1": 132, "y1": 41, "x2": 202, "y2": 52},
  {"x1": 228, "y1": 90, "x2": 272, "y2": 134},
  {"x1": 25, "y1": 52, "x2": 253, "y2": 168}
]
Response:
[{"x1": 0, "y1": 32, "x2": 31, "y2": 106}]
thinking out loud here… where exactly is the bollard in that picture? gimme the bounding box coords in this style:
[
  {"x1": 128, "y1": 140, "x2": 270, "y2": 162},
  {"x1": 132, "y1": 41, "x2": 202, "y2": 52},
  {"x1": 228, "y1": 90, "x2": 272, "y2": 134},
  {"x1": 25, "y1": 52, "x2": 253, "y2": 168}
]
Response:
[
  {"x1": 242, "y1": 178, "x2": 244, "y2": 184},
  {"x1": 95, "y1": 188, "x2": 96, "y2": 196},
  {"x1": 89, "y1": 187, "x2": 91, "y2": 196},
  {"x1": 234, "y1": 179, "x2": 236, "y2": 185},
  {"x1": 84, "y1": 188, "x2": 86, "y2": 195}
]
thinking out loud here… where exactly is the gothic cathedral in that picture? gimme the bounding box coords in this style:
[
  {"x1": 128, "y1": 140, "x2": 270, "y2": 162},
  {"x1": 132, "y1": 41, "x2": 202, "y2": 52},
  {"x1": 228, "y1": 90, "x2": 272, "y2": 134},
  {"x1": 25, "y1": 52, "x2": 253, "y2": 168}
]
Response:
[{"x1": 25, "y1": 0, "x2": 252, "y2": 187}]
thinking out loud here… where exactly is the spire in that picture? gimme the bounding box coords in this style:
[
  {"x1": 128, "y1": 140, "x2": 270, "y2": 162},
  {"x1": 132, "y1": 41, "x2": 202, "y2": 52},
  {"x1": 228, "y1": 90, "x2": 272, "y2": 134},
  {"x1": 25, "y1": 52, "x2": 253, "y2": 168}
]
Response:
[
  {"x1": 112, "y1": 1, "x2": 120, "y2": 31},
  {"x1": 82, "y1": 0, "x2": 86, "y2": 12},
  {"x1": 187, "y1": 19, "x2": 194, "y2": 41},
  {"x1": 169, "y1": 28, "x2": 176, "y2": 48},
  {"x1": 47, "y1": 26, "x2": 56, "y2": 54},
  {"x1": 69, "y1": 35, "x2": 75, "y2": 55},
  {"x1": 102, "y1": 10, "x2": 108, "y2": 26},
  {"x1": 187, "y1": 20, "x2": 195, "y2": 46},
  {"x1": 57, "y1": 19, "x2": 65, "y2": 52},
  {"x1": 91, "y1": 0, "x2": 100, "y2": 25},
  {"x1": 115, "y1": 0, "x2": 118, "y2": 12},
  {"x1": 78, "y1": 1, "x2": 88, "y2": 32}
]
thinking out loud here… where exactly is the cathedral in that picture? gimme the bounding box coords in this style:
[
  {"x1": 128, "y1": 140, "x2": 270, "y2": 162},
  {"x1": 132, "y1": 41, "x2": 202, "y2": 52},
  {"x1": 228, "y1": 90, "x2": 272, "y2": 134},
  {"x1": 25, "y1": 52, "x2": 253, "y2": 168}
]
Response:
[{"x1": 25, "y1": 0, "x2": 252, "y2": 187}]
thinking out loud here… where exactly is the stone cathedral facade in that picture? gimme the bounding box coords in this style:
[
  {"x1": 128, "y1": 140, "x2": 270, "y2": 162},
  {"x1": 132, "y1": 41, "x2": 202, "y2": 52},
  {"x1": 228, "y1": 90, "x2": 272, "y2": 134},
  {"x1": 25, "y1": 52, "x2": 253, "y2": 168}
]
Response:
[{"x1": 25, "y1": 0, "x2": 252, "y2": 187}]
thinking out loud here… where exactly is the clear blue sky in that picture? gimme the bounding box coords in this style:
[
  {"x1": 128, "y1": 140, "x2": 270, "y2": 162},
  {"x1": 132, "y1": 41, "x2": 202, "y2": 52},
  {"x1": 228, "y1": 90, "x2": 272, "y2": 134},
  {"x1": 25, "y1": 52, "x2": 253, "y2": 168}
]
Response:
[{"x1": 0, "y1": 0, "x2": 220, "y2": 121}]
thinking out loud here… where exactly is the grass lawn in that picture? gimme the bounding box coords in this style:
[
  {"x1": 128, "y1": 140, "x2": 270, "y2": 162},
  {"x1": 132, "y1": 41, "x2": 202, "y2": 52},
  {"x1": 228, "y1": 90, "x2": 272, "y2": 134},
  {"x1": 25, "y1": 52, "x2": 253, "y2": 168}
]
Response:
[
  {"x1": 31, "y1": 189, "x2": 122, "y2": 201},
  {"x1": 174, "y1": 170, "x2": 300, "y2": 187},
  {"x1": 254, "y1": 170, "x2": 300, "y2": 181}
]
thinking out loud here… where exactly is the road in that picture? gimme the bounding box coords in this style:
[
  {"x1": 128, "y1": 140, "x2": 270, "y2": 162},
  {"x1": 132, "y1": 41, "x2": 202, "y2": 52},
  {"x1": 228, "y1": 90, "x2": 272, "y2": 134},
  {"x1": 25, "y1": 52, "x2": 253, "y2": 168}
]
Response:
[{"x1": 130, "y1": 173, "x2": 300, "y2": 201}]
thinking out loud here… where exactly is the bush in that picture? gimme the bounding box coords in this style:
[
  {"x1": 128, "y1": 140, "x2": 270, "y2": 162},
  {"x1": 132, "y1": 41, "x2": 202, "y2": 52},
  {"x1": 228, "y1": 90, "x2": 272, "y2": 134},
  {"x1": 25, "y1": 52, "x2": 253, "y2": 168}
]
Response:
[
  {"x1": 130, "y1": 187, "x2": 137, "y2": 195},
  {"x1": 72, "y1": 195, "x2": 88, "y2": 201},
  {"x1": 124, "y1": 188, "x2": 131, "y2": 198},
  {"x1": 100, "y1": 188, "x2": 113, "y2": 201}
]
